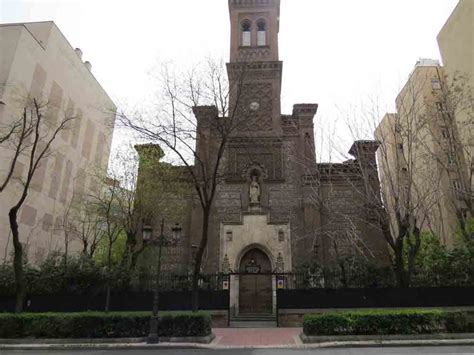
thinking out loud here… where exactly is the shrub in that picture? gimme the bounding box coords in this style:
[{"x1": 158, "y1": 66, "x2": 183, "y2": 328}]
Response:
[
  {"x1": 303, "y1": 310, "x2": 468, "y2": 336},
  {"x1": 0, "y1": 312, "x2": 212, "y2": 338}
]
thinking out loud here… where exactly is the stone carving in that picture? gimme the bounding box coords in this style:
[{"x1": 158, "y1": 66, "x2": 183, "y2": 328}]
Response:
[
  {"x1": 217, "y1": 207, "x2": 242, "y2": 224},
  {"x1": 226, "y1": 138, "x2": 284, "y2": 181},
  {"x1": 249, "y1": 175, "x2": 261, "y2": 204},
  {"x1": 222, "y1": 254, "x2": 230, "y2": 273},
  {"x1": 241, "y1": 161, "x2": 268, "y2": 180},
  {"x1": 239, "y1": 47, "x2": 270, "y2": 60},
  {"x1": 275, "y1": 252, "x2": 284, "y2": 272},
  {"x1": 236, "y1": 83, "x2": 273, "y2": 132}
]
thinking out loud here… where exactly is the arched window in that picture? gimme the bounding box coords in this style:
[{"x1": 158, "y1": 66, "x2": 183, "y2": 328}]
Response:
[
  {"x1": 241, "y1": 20, "x2": 252, "y2": 47},
  {"x1": 257, "y1": 19, "x2": 267, "y2": 46}
]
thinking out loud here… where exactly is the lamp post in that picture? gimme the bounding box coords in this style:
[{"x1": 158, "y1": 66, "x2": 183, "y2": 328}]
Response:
[{"x1": 142, "y1": 219, "x2": 182, "y2": 344}]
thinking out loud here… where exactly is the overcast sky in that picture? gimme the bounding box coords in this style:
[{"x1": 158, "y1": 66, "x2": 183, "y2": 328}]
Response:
[{"x1": 0, "y1": 0, "x2": 459, "y2": 160}]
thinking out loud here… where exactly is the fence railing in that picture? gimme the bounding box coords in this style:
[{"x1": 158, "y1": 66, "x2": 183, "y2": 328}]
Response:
[{"x1": 128, "y1": 273, "x2": 228, "y2": 292}]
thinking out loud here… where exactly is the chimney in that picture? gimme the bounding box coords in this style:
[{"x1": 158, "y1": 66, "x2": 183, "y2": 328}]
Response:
[
  {"x1": 75, "y1": 48, "x2": 83, "y2": 59},
  {"x1": 84, "y1": 61, "x2": 92, "y2": 71}
]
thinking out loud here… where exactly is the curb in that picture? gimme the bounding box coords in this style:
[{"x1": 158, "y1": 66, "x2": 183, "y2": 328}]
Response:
[
  {"x1": 0, "y1": 333, "x2": 215, "y2": 350},
  {"x1": 300, "y1": 332, "x2": 474, "y2": 344},
  {"x1": 1, "y1": 338, "x2": 474, "y2": 350}
]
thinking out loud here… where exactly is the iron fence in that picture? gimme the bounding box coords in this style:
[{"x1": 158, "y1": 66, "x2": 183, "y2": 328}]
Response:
[{"x1": 125, "y1": 272, "x2": 227, "y2": 292}]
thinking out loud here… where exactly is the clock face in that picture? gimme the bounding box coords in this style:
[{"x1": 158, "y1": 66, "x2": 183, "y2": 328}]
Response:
[{"x1": 249, "y1": 101, "x2": 260, "y2": 111}]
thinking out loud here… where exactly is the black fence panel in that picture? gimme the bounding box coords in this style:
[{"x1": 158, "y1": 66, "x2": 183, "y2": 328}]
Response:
[
  {"x1": 0, "y1": 297, "x2": 15, "y2": 313},
  {"x1": 277, "y1": 287, "x2": 474, "y2": 309},
  {"x1": 0, "y1": 290, "x2": 229, "y2": 313}
]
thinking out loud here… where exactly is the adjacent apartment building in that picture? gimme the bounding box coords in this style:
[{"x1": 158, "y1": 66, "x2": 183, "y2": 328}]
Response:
[
  {"x1": 437, "y1": 0, "x2": 473, "y2": 194},
  {"x1": 376, "y1": 0, "x2": 473, "y2": 245},
  {"x1": 0, "y1": 21, "x2": 116, "y2": 263}
]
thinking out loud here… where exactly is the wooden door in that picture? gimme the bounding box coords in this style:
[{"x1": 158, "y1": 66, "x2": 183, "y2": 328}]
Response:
[
  {"x1": 239, "y1": 274, "x2": 272, "y2": 314},
  {"x1": 239, "y1": 249, "x2": 272, "y2": 314}
]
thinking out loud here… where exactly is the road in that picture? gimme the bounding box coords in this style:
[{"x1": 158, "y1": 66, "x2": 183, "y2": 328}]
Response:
[{"x1": 2, "y1": 347, "x2": 474, "y2": 354}]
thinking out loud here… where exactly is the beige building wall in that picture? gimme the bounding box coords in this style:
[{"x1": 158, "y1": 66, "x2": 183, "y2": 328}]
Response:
[
  {"x1": 437, "y1": 0, "x2": 474, "y2": 193},
  {"x1": 376, "y1": 60, "x2": 468, "y2": 245},
  {"x1": 375, "y1": 113, "x2": 403, "y2": 239},
  {"x1": 0, "y1": 21, "x2": 116, "y2": 263}
]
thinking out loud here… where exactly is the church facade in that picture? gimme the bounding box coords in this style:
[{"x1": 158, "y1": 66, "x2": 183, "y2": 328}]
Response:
[{"x1": 137, "y1": 0, "x2": 388, "y2": 315}]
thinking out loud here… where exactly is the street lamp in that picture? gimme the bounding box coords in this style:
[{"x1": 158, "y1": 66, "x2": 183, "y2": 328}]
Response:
[{"x1": 142, "y1": 219, "x2": 182, "y2": 344}]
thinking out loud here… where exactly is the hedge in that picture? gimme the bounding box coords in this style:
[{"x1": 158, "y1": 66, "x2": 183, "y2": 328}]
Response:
[
  {"x1": 0, "y1": 312, "x2": 212, "y2": 339},
  {"x1": 303, "y1": 309, "x2": 468, "y2": 336}
]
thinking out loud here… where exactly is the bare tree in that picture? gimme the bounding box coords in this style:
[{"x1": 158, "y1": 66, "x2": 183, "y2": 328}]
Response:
[
  {"x1": 68, "y1": 195, "x2": 104, "y2": 259},
  {"x1": 342, "y1": 70, "x2": 454, "y2": 287},
  {"x1": 118, "y1": 59, "x2": 249, "y2": 311},
  {"x1": 0, "y1": 107, "x2": 35, "y2": 193},
  {"x1": 87, "y1": 174, "x2": 124, "y2": 312},
  {"x1": 109, "y1": 146, "x2": 186, "y2": 270},
  {"x1": 4, "y1": 99, "x2": 75, "y2": 312}
]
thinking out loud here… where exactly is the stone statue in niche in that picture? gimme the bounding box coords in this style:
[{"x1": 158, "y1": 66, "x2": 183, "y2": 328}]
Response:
[{"x1": 249, "y1": 175, "x2": 261, "y2": 205}]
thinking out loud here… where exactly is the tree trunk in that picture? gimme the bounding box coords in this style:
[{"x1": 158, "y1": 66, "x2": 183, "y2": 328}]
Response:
[
  {"x1": 9, "y1": 207, "x2": 25, "y2": 313},
  {"x1": 122, "y1": 231, "x2": 138, "y2": 270},
  {"x1": 192, "y1": 207, "x2": 210, "y2": 312},
  {"x1": 456, "y1": 210, "x2": 473, "y2": 242},
  {"x1": 393, "y1": 237, "x2": 408, "y2": 288},
  {"x1": 338, "y1": 260, "x2": 348, "y2": 288},
  {"x1": 82, "y1": 240, "x2": 88, "y2": 256},
  {"x1": 105, "y1": 240, "x2": 113, "y2": 312},
  {"x1": 130, "y1": 247, "x2": 145, "y2": 271}
]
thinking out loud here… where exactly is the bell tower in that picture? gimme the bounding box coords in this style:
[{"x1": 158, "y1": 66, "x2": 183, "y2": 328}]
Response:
[
  {"x1": 229, "y1": 0, "x2": 280, "y2": 62},
  {"x1": 227, "y1": 0, "x2": 283, "y2": 134}
]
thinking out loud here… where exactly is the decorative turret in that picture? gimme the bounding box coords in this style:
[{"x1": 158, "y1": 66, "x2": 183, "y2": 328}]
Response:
[{"x1": 349, "y1": 140, "x2": 379, "y2": 162}]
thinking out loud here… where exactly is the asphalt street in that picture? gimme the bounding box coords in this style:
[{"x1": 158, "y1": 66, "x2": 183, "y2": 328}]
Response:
[{"x1": 2, "y1": 347, "x2": 474, "y2": 354}]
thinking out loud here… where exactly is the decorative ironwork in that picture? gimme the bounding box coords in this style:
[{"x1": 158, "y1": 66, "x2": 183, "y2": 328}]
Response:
[{"x1": 245, "y1": 259, "x2": 261, "y2": 274}]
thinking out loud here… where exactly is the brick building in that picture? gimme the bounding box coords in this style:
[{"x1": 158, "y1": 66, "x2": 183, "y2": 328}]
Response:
[{"x1": 137, "y1": 0, "x2": 387, "y2": 315}]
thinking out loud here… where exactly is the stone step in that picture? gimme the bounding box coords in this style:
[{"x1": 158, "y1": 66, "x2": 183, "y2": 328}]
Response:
[
  {"x1": 231, "y1": 314, "x2": 276, "y2": 321},
  {"x1": 229, "y1": 320, "x2": 278, "y2": 328},
  {"x1": 231, "y1": 318, "x2": 276, "y2": 322}
]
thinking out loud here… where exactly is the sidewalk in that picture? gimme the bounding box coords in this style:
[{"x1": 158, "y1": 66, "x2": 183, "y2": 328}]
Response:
[
  {"x1": 1, "y1": 329, "x2": 474, "y2": 350},
  {"x1": 214, "y1": 328, "x2": 302, "y2": 347}
]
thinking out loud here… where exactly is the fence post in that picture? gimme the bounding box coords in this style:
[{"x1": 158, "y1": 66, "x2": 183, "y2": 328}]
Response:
[
  {"x1": 276, "y1": 274, "x2": 279, "y2": 327},
  {"x1": 225, "y1": 273, "x2": 230, "y2": 327}
]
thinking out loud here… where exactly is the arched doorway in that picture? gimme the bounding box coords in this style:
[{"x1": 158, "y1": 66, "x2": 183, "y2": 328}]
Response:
[{"x1": 238, "y1": 248, "x2": 272, "y2": 314}]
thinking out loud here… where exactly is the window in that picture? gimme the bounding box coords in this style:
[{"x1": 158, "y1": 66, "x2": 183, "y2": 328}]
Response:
[
  {"x1": 431, "y1": 79, "x2": 441, "y2": 90},
  {"x1": 241, "y1": 20, "x2": 251, "y2": 47},
  {"x1": 436, "y1": 102, "x2": 445, "y2": 112},
  {"x1": 278, "y1": 230, "x2": 285, "y2": 242},
  {"x1": 452, "y1": 180, "x2": 462, "y2": 191},
  {"x1": 448, "y1": 151, "x2": 456, "y2": 165},
  {"x1": 441, "y1": 128, "x2": 451, "y2": 139},
  {"x1": 257, "y1": 19, "x2": 266, "y2": 46}
]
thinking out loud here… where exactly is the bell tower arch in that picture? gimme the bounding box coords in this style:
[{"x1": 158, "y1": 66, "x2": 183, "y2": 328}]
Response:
[{"x1": 229, "y1": 0, "x2": 280, "y2": 62}]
